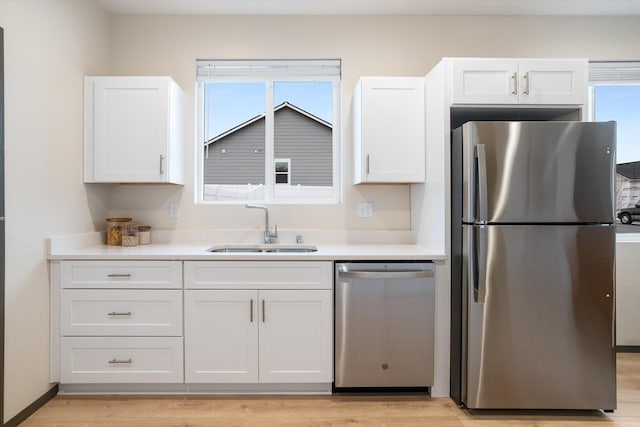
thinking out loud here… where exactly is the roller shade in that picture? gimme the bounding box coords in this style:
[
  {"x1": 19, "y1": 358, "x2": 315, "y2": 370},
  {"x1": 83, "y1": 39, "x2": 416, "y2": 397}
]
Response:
[
  {"x1": 589, "y1": 61, "x2": 640, "y2": 83},
  {"x1": 197, "y1": 59, "x2": 341, "y2": 80}
]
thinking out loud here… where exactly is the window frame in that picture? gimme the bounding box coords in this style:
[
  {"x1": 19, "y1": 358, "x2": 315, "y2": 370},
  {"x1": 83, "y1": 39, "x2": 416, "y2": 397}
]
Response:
[
  {"x1": 274, "y1": 158, "x2": 291, "y2": 186},
  {"x1": 195, "y1": 60, "x2": 341, "y2": 205},
  {"x1": 588, "y1": 61, "x2": 640, "y2": 219},
  {"x1": 587, "y1": 61, "x2": 640, "y2": 120}
]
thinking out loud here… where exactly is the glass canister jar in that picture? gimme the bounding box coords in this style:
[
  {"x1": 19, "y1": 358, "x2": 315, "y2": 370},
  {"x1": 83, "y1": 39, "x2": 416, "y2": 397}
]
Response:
[
  {"x1": 106, "y1": 218, "x2": 132, "y2": 246},
  {"x1": 138, "y1": 225, "x2": 151, "y2": 245},
  {"x1": 121, "y1": 221, "x2": 139, "y2": 247}
]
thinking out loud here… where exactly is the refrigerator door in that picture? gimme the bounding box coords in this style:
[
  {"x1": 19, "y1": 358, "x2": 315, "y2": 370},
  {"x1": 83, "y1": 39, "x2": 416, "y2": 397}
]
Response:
[
  {"x1": 463, "y1": 223, "x2": 616, "y2": 410},
  {"x1": 461, "y1": 121, "x2": 615, "y2": 224}
]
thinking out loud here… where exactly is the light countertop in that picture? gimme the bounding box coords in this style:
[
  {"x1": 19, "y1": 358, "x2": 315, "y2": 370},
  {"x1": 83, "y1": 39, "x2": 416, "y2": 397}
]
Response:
[
  {"x1": 48, "y1": 243, "x2": 445, "y2": 261},
  {"x1": 46, "y1": 231, "x2": 447, "y2": 261}
]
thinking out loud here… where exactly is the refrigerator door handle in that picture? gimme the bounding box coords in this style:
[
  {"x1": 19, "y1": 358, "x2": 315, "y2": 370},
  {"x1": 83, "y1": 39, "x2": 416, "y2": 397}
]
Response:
[
  {"x1": 473, "y1": 225, "x2": 488, "y2": 304},
  {"x1": 476, "y1": 144, "x2": 488, "y2": 224}
]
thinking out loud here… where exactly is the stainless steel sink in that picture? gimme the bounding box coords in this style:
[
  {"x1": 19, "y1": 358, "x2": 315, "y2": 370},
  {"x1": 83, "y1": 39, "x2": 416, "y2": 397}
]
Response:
[{"x1": 207, "y1": 244, "x2": 318, "y2": 253}]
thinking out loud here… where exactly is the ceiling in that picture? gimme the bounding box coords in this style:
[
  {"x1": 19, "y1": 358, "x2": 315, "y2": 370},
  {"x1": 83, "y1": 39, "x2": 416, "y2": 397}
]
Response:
[{"x1": 97, "y1": 0, "x2": 640, "y2": 16}]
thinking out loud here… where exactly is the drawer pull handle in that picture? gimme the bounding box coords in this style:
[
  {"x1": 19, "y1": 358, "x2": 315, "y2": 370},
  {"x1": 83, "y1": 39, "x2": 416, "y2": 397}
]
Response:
[
  {"x1": 107, "y1": 274, "x2": 132, "y2": 278},
  {"x1": 262, "y1": 299, "x2": 266, "y2": 323},
  {"x1": 108, "y1": 358, "x2": 132, "y2": 364},
  {"x1": 250, "y1": 299, "x2": 254, "y2": 322},
  {"x1": 108, "y1": 311, "x2": 132, "y2": 316}
]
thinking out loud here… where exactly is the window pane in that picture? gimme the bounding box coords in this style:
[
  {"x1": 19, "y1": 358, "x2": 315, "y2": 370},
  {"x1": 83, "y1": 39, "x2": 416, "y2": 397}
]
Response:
[
  {"x1": 273, "y1": 82, "x2": 333, "y2": 190},
  {"x1": 594, "y1": 85, "x2": 640, "y2": 164},
  {"x1": 275, "y1": 161, "x2": 288, "y2": 172},
  {"x1": 203, "y1": 82, "x2": 266, "y2": 200},
  {"x1": 594, "y1": 85, "x2": 640, "y2": 214}
]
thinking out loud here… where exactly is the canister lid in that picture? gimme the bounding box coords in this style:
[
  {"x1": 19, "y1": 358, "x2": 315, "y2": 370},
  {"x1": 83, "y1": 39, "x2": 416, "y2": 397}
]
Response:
[
  {"x1": 106, "y1": 217, "x2": 132, "y2": 223},
  {"x1": 138, "y1": 225, "x2": 151, "y2": 231}
]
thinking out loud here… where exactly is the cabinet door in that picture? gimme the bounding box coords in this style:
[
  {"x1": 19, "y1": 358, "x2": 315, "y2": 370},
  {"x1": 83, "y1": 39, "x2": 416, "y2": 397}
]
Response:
[
  {"x1": 518, "y1": 59, "x2": 586, "y2": 105},
  {"x1": 356, "y1": 77, "x2": 425, "y2": 183},
  {"x1": 451, "y1": 59, "x2": 519, "y2": 104},
  {"x1": 258, "y1": 290, "x2": 333, "y2": 383},
  {"x1": 184, "y1": 290, "x2": 259, "y2": 383},
  {"x1": 85, "y1": 76, "x2": 183, "y2": 183}
]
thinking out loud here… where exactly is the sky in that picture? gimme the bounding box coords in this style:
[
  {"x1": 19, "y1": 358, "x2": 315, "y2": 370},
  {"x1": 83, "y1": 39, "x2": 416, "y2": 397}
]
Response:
[
  {"x1": 593, "y1": 85, "x2": 640, "y2": 164},
  {"x1": 204, "y1": 81, "x2": 333, "y2": 140}
]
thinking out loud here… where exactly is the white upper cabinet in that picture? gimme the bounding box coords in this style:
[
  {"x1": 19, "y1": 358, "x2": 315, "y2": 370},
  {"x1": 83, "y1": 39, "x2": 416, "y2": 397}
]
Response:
[
  {"x1": 84, "y1": 76, "x2": 185, "y2": 184},
  {"x1": 451, "y1": 58, "x2": 586, "y2": 105},
  {"x1": 353, "y1": 77, "x2": 425, "y2": 184}
]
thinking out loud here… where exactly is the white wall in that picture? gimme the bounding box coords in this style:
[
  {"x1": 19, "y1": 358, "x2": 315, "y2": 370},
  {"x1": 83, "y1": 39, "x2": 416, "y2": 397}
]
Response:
[
  {"x1": 617, "y1": 239, "x2": 640, "y2": 345},
  {"x1": 104, "y1": 14, "x2": 640, "y2": 234},
  {"x1": 1, "y1": 4, "x2": 640, "y2": 421},
  {"x1": 0, "y1": 0, "x2": 110, "y2": 421}
]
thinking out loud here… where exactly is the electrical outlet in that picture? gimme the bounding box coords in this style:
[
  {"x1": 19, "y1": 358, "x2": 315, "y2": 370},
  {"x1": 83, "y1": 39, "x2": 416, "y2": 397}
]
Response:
[
  {"x1": 356, "y1": 203, "x2": 373, "y2": 218},
  {"x1": 169, "y1": 202, "x2": 181, "y2": 218}
]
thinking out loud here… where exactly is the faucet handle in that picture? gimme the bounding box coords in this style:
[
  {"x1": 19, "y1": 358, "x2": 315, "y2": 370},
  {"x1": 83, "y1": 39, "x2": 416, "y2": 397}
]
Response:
[{"x1": 272, "y1": 224, "x2": 278, "y2": 238}]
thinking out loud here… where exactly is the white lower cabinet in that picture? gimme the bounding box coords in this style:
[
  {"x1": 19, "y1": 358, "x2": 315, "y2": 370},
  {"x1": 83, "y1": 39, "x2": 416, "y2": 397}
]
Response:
[
  {"x1": 184, "y1": 261, "x2": 334, "y2": 385},
  {"x1": 184, "y1": 290, "x2": 259, "y2": 383},
  {"x1": 55, "y1": 260, "x2": 184, "y2": 385},
  {"x1": 53, "y1": 259, "x2": 333, "y2": 391},
  {"x1": 258, "y1": 290, "x2": 333, "y2": 383},
  {"x1": 61, "y1": 336, "x2": 183, "y2": 383},
  {"x1": 61, "y1": 289, "x2": 183, "y2": 336}
]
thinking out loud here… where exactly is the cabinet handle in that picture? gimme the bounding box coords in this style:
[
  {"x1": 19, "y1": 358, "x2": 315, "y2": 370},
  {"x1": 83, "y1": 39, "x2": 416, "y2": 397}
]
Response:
[
  {"x1": 366, "y1": 154, "x2": 370, "y2": 175},
  {"x1": 107, "y1": 273, "x2": 131, "y2": 278},
  {"x1": 262, "y1": 299, "x2": 266, "y2": 323},
  {"x1": 250, "y1": 299, "x2": 254, "y2": 322},
  {"x1": 511, "y1": 72, "x2": 518, "y2": 95},
  {"x1": 108, "y1": 311, "x2": 132, "y2": 316},
  {"x1": 523, "y1": 72, "x2": 529, "y2": 95},
  {"x1": 108, "y1": 358, "x2": 132, "y2": 364},
  {"x1": 159, "y1": 155, "x2": 165, "y2": 174}
]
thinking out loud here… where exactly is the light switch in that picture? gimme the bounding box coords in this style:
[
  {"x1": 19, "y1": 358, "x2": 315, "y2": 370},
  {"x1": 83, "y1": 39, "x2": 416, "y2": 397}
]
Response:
[
  {"x1": 357, "y1": 203, "x2": 373, "y2": 218},
  {"x1": 169, "y1": 202, "x2": 181, "y2": 218}
]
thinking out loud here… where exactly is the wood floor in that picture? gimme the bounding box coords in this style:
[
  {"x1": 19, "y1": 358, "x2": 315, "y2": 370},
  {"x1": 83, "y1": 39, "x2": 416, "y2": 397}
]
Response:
[{"x1": 22, "y1": 353, "x2": 640, "y2": 426}]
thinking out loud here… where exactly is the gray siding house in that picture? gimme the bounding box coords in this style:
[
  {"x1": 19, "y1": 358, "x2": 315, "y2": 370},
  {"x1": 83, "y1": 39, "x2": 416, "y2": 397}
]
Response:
[
  {"x1": 617, "y1": 161, "x2": 640, "y2": 210},
  {"x1": 204, "y1": 102, "x2": 332, "y2": 186}
]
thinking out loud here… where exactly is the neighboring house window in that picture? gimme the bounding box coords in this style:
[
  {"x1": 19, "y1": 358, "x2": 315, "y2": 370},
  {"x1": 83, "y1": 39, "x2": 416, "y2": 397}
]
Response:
[
  {"x1": 275, "y1": 158, "x2": 290, "y2": 185},
  {"x1": 196, "y1": 59, "x2": 341, "y2": 204},
  {"x1": 589, "y1": 61, "x2": 640, "y2": 223}
]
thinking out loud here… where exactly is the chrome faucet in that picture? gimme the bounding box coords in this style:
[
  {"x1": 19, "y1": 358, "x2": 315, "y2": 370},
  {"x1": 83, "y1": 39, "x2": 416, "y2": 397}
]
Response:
[{"x1": 245, "y1": 204, "x2": 278, "y2": 244}]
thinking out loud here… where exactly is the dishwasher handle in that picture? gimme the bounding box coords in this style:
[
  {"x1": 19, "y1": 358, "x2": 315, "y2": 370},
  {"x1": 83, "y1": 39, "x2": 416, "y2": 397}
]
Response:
[{"x1": 337, "y1": 269, "x2": 433, "y2": 279}]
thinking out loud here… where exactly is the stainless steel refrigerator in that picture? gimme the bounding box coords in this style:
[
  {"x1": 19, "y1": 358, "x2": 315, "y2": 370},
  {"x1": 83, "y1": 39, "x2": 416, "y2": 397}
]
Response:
[{"x1": 450, "y1": 121, "x2": 617, "y2": 410}]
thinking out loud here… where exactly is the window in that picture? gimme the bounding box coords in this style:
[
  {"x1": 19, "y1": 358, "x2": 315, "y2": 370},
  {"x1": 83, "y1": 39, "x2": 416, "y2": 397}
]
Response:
[
  {"x1": 275, "y1": 159, "x2": 290, "y2": 185},
  {"x1": 196, "y1": 60, "x2": 341, "y2": 204},
  {"x1": 589, "y1": 61, "x2": 640, "y2": 219}
]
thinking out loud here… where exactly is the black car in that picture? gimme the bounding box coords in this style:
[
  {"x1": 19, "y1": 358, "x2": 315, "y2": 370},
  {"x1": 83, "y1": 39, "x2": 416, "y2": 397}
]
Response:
[{"x1": 617, "y1": 203, "x2": 640, "y2": 224}]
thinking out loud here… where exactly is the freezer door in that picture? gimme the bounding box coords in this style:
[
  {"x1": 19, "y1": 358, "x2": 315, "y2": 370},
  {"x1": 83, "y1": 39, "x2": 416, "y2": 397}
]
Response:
[
  {"x1": 461, "y1": 121, "x2": 615, "y2": 224},
  {"x1": 463, "y1": 224, "x2": 616, "y2": 410}
]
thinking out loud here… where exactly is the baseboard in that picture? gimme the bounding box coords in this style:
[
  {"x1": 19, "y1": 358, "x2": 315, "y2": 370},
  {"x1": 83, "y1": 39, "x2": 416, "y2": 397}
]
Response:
[
  {"x1": 4, "y1": 384, "x2": 58, "y2": 427},
  {"x1": 616, "y1": 346, "x2": 640, "y2": 353}
]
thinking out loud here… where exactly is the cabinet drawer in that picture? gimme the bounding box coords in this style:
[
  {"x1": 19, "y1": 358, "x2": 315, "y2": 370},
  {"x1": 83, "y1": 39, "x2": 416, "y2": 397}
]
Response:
[
  {"x1": 61, "y1": 260, "x2": 182, "y2": 289},
  {"x1": 61, "y1": 337, "x2": 183, "y2": 383},
  {"x1": 184, "y1": 261, "x2": 333, "y2": 290},
  {"x1": 61, "y1": 289, "x2": 182, "y2": 336}
]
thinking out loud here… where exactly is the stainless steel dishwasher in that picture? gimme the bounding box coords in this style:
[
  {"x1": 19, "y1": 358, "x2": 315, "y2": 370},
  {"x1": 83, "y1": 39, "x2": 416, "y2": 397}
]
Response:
[{"x1": 334, "y1": 262, "x2": 435, "y2": 389}]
